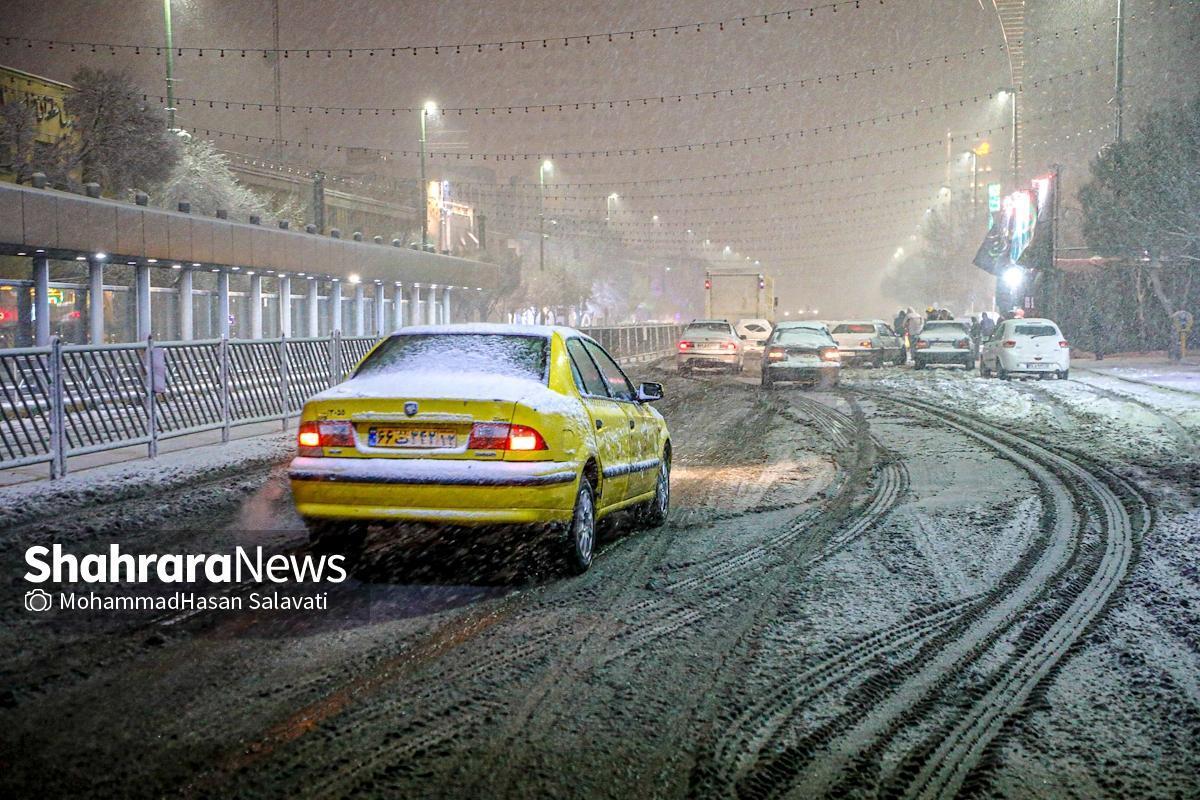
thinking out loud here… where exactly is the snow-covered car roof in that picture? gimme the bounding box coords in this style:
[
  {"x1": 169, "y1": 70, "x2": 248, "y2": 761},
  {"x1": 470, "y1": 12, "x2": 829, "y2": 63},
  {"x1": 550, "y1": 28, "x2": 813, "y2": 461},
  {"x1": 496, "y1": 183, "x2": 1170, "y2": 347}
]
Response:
[
  {"x1": 775, "y1": 320, "x2": 829, "y2": 330},
  {"x1": 387, "y1": 322, "x2": 585, "y2": 339}
]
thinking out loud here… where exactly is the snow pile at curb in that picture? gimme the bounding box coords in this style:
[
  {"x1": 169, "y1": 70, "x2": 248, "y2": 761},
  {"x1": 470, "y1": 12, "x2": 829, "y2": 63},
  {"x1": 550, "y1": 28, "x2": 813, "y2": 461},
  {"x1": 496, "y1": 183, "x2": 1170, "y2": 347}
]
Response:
[{"x1": 0, "y1": 432, "x2": 295, "y2": 530}]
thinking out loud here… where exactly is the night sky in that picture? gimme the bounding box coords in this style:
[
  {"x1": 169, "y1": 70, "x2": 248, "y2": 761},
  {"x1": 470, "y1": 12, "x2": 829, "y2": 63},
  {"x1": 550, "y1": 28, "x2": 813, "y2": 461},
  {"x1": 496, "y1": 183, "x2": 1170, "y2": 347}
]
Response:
[{"x1": 5, "y1": 1, "x2": 1197, "y2": 315}]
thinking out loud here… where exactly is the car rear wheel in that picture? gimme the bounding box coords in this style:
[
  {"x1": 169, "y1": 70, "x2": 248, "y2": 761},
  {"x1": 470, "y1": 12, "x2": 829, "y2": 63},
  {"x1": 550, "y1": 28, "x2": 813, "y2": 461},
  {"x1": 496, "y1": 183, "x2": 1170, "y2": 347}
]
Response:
[
  {"x1": 639, "y1": 458, "x2": 670, "y2": 528},
  {"x1": 998, "y1": 363, "x2": 1011, "y2": 381},
  {"x1": 561, "y1": 476, "x2": 596, "y2": 574},
  {"x1": 761, "y1": 373, "x2": 774, "y2": 389},
  {"x1": 980, "y1": 359, "x2": 992, "y2": 378},
  {"x1": 1058, "y1": 369, "x2": 1070, "y2": 380},
  {"x1": 913, "y1": 359, "x2": 926, "y2": 370}
]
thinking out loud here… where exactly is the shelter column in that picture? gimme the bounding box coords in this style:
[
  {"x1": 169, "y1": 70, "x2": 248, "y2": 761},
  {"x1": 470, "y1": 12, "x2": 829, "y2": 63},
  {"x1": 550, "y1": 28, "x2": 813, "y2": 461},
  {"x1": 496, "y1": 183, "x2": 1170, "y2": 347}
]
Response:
[
  {"x1": 374, "y1": 282, "x2": 386, "y2": 336},
  {"x1": 87, "y1": 257, "x2": 105, "y2": 344},
  {"x1": 409, "y1": 284, "x2": 422, "y2": 326},
  {"x1": 179, "y1": 268, "x2": 194, "y2": 340},
  {"x1": 306, "y1": 277, "x2": 319, "y2": 337},
  {"x1": 278, "y1": 275, "x2": 292, "y2": 337},
  {"x1": 353, "y1": 283, "x2": 365, "y2": 336},
  {"x1": 393, "y1": 282, "x2": 404, "y2": 330},
  {"x1": 427, "y1": 285, "x2": 439, "y2": 325},
  {"x1": 249, "y1": 273, "x2": 262, "y2": 338},
  {"x1": 216, "y1": 270, "x2": 230, "y2": 339},
  {"x1": 330, "y1": 279, "x2": 342, "y2": 333},
  {"x1": 441, "y1": 286, "x2": 451, "y2": 325},
  {"x1": 33, "y1": 255, "x2": 50, "y2": 346}
]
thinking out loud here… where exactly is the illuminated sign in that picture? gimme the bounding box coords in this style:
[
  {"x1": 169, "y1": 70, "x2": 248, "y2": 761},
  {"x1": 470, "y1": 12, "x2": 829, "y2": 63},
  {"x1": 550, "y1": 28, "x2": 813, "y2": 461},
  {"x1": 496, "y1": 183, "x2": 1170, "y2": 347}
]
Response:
[{"x1": 987, "y1": 183, "x2": 1002, "y2": 213}]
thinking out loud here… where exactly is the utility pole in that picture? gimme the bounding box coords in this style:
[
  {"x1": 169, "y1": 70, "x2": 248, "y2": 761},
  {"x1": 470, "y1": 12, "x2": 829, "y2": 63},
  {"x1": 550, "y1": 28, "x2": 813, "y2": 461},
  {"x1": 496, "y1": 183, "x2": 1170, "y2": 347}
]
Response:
[
  {"x1": 162, "y1": 0, "x2": 176, "y2": 130},
  {"x1": 1115, "y1": 0, "x2": 1126, "y2": 142},
  {"x1": 539, "y1": 160, "x2": 552, "y2": 271},
  {"x1": 1047, "y1": 163, "x2": 1061, "y2": 319},
  {"x1": 419, "y1": 102, "x2": 435, "y2": 252}
]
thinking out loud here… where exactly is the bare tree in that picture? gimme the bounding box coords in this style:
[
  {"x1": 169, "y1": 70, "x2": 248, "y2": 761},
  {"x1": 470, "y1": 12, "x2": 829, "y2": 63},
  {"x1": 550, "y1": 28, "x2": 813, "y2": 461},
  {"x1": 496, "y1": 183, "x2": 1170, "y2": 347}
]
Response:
[
  {"x1": 0, "y1": 101, "x2": 38, "y2": 183},
  {"x1": 0, "y1": 101, "x2": 73, "y2": 185},
  {"x1": 65, "y1": 67, "x2": 177, "y2": 194}
]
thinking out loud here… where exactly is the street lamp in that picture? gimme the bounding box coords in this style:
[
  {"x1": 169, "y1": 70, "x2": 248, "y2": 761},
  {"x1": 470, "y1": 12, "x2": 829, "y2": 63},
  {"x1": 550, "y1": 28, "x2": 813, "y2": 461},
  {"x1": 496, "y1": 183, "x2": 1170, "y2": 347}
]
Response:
[
  {"x1": 419, "y1": 101, "x2": 437, "y2": 252},
  {"x1": 539, "y1": 159, "x2": 552, "y2": 271},
  {"x1": 162, "y1": 0, "x2": 176, "y2": 131}
]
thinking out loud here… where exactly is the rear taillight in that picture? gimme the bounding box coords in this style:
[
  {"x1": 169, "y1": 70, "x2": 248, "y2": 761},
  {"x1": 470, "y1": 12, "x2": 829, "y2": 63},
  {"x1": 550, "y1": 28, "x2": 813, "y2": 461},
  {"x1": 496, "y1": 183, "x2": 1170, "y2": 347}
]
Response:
[
  {"x1": 915, "y1": 339, "x2": 930, "y2": 349},
  {"x1": 467, "y1": 422, "x2": 510, "y2": 450},
  {"x1": 507, "y1": 424, "x2": 548, "y2": 451},
  {"x1": 767, "y1": 347, "x2": 786, "y2": 361},
  {"x1": 678, "y1": 340, "x2": 693, "y2": 351},
  {"x1": 954, "y1": 338, "x2": 970, "y2": 349},
  {"x1": 298, "y1": 423, "x2": 320, "y2": 453},
  {"x1": 298, "y1": 420, "x2": 354, "y2": 455},
  {"x1": 468, "y1": 422, "x2": 548, "y2": 451},
  {"x1": 1059, "y1": 340, "x2": 1069, "y2": 348},
  {"x1": 859, "y1": 340, "x2": 873, "y2": 348},
  {"x1": 819, "y1": 347, "x2": 840, "y2": 362},
  {"x1": 720, "y1": 341, "x2": 738, "y2": 351},
  {"x1": 1002, "y1": 340, "x2": 1017, "y2": 348}
]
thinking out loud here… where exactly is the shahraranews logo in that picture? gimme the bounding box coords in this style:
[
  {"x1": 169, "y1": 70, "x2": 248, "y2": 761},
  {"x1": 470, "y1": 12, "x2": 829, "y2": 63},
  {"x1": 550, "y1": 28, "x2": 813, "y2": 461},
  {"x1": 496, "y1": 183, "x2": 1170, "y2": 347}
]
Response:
[{"x1": 23, "y1": 544, "x2": 347, "y2": 613}]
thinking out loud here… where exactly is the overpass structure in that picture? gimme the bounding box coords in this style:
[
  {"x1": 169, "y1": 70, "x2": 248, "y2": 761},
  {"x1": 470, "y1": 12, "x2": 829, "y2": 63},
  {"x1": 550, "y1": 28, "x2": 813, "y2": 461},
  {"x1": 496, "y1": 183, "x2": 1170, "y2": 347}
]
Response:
[{"x1": 0, "y1": 181, "x2": 498, "y2": 348}]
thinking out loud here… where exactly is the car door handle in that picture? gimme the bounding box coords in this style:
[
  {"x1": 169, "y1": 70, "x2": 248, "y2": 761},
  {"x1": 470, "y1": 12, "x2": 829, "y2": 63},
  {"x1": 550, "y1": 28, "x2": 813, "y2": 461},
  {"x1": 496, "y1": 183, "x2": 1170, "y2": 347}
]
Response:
[{"x1": 595, "y1": 419, "x2": 603, "y2": 430}]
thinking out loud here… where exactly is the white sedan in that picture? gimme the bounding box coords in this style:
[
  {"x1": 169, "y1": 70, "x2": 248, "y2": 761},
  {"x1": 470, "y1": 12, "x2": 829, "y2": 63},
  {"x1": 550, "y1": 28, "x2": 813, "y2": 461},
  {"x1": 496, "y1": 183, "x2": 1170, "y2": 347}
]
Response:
[
  {"x1": 980, "y1": 318, "x2": 1070, "y2": 380},
  {"x1": 676, "y1": 320, "x2": 745, "y2": 374}
]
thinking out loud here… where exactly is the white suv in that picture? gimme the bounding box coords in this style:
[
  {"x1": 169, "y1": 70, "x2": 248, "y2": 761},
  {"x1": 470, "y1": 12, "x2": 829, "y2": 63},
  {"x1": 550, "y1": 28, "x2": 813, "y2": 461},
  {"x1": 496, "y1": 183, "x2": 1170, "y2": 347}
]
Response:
[
  {"x1": 735, "y1": 319, "x2": 774, "y2": 355},
  {"x1": 980, "y1": 318, "x2": 1070, "y2": 380}
]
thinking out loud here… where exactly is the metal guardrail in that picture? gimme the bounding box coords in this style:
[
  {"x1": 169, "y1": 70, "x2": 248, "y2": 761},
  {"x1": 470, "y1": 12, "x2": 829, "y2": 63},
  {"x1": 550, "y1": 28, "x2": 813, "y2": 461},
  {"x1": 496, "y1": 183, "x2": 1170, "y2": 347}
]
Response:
[{"x1": 0, "y1": 324, "x2": 683, "y2": 478}]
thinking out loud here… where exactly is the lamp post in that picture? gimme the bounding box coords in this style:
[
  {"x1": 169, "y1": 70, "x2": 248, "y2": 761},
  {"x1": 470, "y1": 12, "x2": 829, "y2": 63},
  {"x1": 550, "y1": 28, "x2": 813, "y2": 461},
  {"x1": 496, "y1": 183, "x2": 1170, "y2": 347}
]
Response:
[
  {"x1": 162, "y1": 0, "x2": 176, "y2": 131},
  {"x1": 539, "y1": 159, "x2": 552, "y2": 271},
  {"x1": 965, "y1": 141, "x2": 990, "y2": 220},
  {"x1": 419, "y1": 101, "x2": 436, "y2": 252},
  {"x1": 1115, "y1": 0, "x2": 1126, "y2": 142}
]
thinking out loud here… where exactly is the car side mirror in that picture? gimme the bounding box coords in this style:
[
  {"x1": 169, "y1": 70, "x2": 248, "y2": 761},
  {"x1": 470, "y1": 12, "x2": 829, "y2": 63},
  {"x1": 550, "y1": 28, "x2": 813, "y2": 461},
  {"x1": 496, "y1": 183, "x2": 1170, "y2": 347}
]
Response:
[
  {"x1": 739, "y1": 334, "x2": 748, "y2": 340},
  {"x1": 636, "y1": 382, "x2": 664, "y2": 403}
]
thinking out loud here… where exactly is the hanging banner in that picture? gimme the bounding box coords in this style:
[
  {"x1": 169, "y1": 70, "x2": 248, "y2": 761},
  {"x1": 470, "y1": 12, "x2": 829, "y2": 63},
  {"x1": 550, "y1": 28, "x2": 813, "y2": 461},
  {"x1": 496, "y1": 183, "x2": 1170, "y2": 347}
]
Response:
[{"x1": 972, "y1": 172, "x2": 1055, "y2": 275}]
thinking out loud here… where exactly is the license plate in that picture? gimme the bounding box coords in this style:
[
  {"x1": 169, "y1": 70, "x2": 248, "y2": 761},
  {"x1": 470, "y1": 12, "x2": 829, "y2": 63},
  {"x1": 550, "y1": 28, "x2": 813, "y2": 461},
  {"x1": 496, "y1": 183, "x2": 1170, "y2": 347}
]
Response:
[
  {"x1": 368, "y1": 426, "x2": 458, "y2": 448},
  {"x1": 1025, "y1": 362, "x2": 1051, "y2": 369}
]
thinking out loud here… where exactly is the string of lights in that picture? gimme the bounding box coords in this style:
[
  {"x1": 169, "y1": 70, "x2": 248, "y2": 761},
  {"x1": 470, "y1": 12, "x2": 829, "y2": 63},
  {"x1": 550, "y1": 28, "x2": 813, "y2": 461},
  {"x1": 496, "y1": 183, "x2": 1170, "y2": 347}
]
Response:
[
  {"x1": 174, "y1": 52, "x2": 1144, "y2": 164},
  {"x1": 207, "y1": 99, "x2": 1102, "y2": 195},
  {"x1": 137, "y1": 18, "x2": 1124, "y2": 117},
  {"x1": 0, "y1": 7, "x2": 1171, "y2": 61},
  {"x1": 464, "y1": 183, "x2": 941, "y2": 218},
  {"x1": 0, "y1": 2, "x2": 893, "y2": 60}
]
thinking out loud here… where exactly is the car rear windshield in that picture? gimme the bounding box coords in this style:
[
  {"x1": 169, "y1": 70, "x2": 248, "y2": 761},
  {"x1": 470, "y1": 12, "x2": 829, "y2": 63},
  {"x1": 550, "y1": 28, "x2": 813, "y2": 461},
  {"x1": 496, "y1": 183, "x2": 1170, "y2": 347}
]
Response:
[
  {"x1": 775, "y1": 331, "x2": 832, "y2": 347},
  {"x1": 924, "y1": 322, "x2": 968, "y2": 333},
  {"x1": 1013, "y1": 324, "x2": 1059, "y2": 337},
  {"x1": 833, "y1": 323, "x2": 875, "y2": 334},
  {"x1": 687, "y1": 322, "x2": 732, "y2": 333},
  {"x1": 355, "y1": 334, "x2": 549, "y2": 382}
]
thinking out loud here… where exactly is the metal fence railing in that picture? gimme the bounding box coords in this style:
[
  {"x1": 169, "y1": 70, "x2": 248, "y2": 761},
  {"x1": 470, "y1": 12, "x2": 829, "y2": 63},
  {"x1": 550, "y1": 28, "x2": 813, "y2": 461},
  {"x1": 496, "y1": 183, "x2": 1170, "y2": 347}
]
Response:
[{"x1": 0, "y1": 324, "x2": 682, "y2": 479}]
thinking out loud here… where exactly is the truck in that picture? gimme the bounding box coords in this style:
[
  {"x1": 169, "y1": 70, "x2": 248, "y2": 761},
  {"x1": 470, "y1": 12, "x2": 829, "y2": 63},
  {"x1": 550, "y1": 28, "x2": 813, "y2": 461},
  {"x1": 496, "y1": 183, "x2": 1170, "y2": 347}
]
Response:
[{"x1": 703, "y1": 270, "x2": 776, "y2": 324}]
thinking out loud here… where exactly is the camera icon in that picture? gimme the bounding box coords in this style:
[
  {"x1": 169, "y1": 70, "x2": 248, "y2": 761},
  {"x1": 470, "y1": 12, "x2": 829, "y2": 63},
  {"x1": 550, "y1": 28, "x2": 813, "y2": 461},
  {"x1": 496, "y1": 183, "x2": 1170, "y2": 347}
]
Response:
[{"x1": 24, "y1": 588, "x2": 53, "y2": 612}]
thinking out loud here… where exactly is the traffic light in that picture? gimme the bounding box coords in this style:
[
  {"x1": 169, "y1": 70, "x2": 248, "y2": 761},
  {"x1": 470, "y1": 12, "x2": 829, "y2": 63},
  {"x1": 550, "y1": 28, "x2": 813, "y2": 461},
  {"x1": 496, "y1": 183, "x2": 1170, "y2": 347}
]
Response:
[
  {"x1": 758, "y1": 274, "x2": 765, "y2": 290},
  {"x1": 704, "y1": 278, "x2": 711, "y2": 290}
]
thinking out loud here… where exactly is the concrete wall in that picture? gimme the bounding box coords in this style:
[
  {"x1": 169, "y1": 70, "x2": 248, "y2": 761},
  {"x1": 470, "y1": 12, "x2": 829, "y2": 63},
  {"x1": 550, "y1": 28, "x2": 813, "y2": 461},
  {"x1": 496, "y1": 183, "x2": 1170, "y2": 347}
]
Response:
[{"x1": 0, "y1": 182, "x2": 498, "y2": 289}]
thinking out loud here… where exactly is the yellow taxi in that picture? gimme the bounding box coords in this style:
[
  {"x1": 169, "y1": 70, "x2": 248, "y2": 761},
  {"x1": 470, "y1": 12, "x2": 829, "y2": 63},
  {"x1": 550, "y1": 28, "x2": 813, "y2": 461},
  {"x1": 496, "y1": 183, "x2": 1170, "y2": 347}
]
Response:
[{"x1": 288, "y1": 324, "x2": 672, "y2": 572}]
